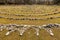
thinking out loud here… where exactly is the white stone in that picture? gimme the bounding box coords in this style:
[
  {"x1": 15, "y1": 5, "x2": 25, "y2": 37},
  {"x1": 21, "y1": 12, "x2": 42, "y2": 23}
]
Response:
[{"x1": 5, "y1": 32, "x2": 10, "y2": 36}]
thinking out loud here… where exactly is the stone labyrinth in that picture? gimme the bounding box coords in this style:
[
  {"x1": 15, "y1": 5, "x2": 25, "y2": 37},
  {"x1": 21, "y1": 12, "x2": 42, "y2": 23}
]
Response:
[{"x1": 0, "y1": 5, "x2": 60, "y2": 40}]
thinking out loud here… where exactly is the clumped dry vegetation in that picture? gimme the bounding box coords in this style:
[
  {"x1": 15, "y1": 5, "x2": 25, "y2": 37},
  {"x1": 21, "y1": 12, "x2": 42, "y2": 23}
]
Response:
[{"x1": 0, "y1": 5, "x2": 60, "y2": 40}]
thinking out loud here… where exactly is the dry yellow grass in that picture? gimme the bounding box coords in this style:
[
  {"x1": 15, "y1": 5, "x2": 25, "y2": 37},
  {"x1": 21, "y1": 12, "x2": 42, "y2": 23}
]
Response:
[{"x1": 0, "y1": 5, "x2": 60, "y2": 40}]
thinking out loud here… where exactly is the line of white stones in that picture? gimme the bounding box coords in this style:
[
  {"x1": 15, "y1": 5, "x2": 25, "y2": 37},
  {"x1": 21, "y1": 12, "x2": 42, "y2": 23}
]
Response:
[
  {"x1": 0, "y1": 11, "x2": 60, "y2": 16},
  {"x1": 0, "y1": 16, "x2": 60, "y2": 20},
  {"x1": 0, "y1": 23, "x2": 60, "y2": 36}
]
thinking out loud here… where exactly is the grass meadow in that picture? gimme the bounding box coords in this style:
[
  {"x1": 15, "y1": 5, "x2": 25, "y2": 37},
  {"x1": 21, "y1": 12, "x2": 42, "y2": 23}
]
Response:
[{"x1": 0, "y1": 5, "x2": 60, "y2": 40}]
